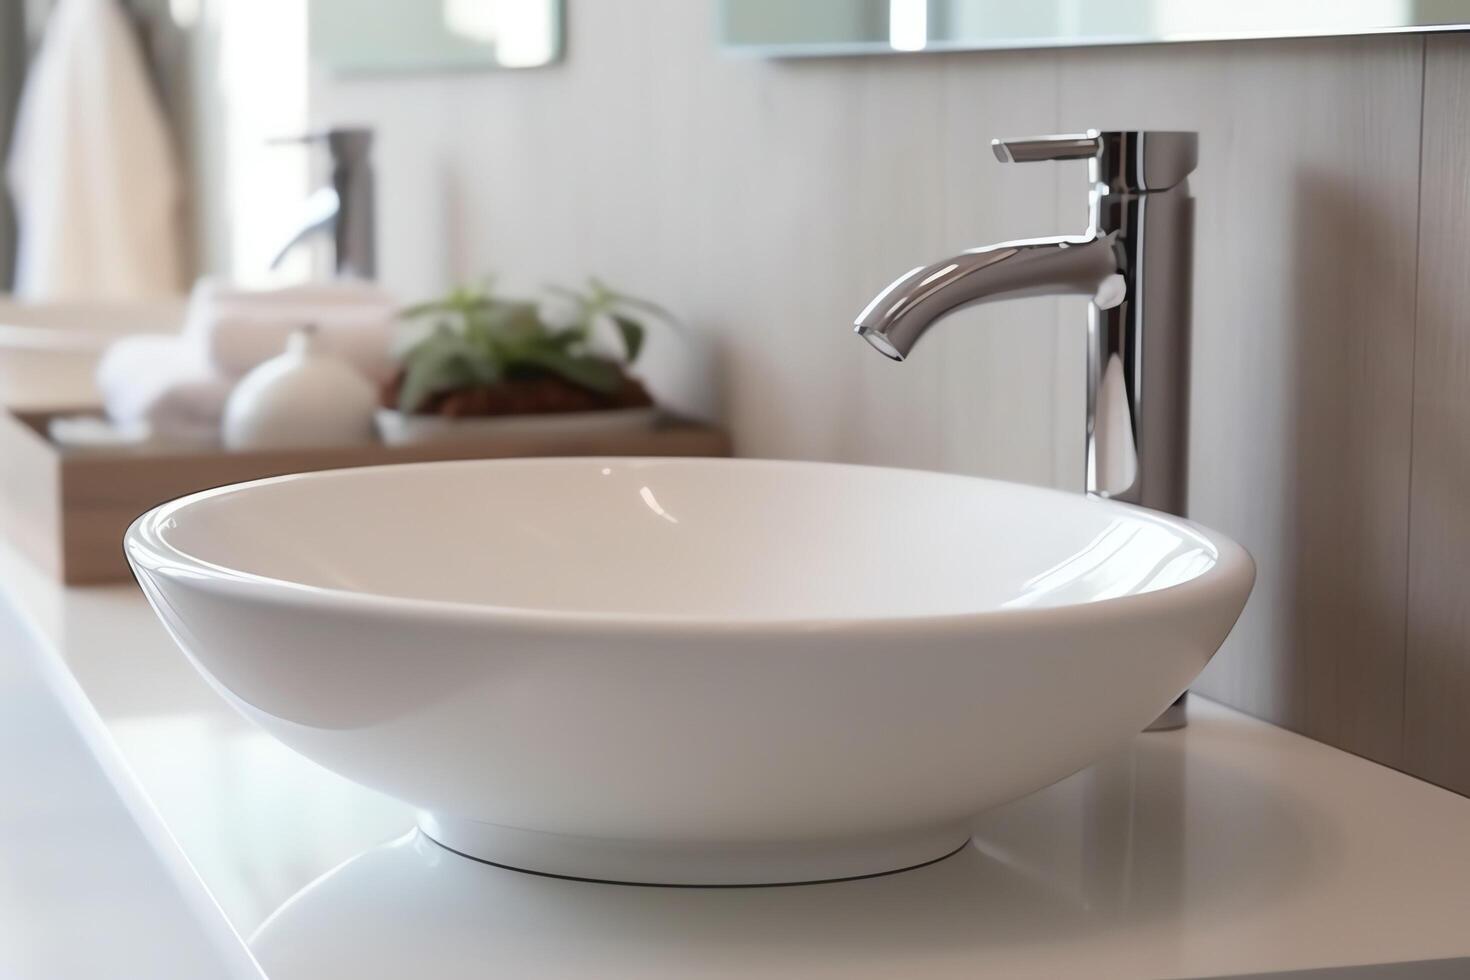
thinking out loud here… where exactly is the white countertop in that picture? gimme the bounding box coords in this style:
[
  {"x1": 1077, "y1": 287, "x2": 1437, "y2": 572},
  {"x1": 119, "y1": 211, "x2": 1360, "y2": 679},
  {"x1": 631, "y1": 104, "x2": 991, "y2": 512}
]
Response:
[
  {"x1": 4, "y1": 538, "x2": 1470, "y2": 979},
  {"x1": 0, "y1": 592, "x2": 257, "y2": 979}
]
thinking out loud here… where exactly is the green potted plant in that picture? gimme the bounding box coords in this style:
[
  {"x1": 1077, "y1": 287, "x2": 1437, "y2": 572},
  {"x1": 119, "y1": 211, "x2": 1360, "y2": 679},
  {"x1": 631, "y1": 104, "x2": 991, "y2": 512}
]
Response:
[{"x1": 376, "y1": 279, "x2": 669, "y2": 444}]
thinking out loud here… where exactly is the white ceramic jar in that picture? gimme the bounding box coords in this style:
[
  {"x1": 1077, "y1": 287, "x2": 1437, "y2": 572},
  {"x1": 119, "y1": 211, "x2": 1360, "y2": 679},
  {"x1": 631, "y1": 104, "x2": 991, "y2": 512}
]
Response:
[{"x1": 222, "y1": 326, "x2": 379, "y2": 451}]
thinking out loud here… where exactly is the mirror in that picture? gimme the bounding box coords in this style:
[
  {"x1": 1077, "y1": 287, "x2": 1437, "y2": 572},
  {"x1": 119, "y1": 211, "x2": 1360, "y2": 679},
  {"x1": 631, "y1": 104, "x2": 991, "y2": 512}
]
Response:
[
  {"x1": 720, "y1": 0, "x2": 1470, "y2": 56},
  {"x1": 311, "y1": 0, "x2": 563, "y2": 74}
]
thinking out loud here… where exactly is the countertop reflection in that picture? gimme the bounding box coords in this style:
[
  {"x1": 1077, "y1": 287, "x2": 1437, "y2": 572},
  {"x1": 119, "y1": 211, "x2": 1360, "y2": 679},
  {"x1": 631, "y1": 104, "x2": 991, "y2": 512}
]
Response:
[
  {"x1": 241, "y1": 705, "x2": 1346, "y2": 980},
  {"x1": 250, "y1": 702, "x2": 1464, "y2": 979}
]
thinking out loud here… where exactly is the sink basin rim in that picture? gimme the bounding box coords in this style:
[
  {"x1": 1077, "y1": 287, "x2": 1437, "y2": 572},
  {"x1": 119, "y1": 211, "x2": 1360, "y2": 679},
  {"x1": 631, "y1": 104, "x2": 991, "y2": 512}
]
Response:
[{"x1": 125, "y1": 456, "x2": 1255, "y2": 633}]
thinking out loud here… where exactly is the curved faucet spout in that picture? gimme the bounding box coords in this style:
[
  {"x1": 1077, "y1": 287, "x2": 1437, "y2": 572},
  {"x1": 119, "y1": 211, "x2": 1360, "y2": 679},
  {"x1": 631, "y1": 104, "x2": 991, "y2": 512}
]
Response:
[
  {"x1": 268, "y1": 186, "x2": 340, "y2": 271},
  {"x1": 853, "y1": 233, "x2": 1121, "y2": 360}
]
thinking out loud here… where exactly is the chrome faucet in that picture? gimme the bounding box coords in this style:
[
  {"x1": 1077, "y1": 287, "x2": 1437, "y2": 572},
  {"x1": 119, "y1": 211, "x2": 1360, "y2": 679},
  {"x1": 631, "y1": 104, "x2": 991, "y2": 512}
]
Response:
[
  {"x1": 268, "y1": 127, "x2": 377, "y2": 279},
  {"x1": 856, "y1": 129, "x2": 1196, "y2": 514},
  {"x1": 855, "y1": 129, "x2": 1198, "y2": 728}
]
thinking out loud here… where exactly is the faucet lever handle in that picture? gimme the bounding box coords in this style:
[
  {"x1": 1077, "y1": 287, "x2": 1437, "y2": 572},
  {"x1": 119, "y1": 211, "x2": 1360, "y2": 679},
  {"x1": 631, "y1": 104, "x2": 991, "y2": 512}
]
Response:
[
  {"x1": 992, "y1": 130, "x2": 1198, "y2": 193},
  {"x1": 990, "y1": 133, "x2": 1103, "y2": 164},
  {"x1": 267, "y1": 128, "x2": 375, "y2": 163}
]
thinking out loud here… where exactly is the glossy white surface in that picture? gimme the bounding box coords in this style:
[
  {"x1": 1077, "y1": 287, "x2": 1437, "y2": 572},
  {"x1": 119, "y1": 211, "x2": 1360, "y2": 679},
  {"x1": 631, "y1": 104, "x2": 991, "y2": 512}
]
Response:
[
  {"x1": 126, "y1": 458, "x2": 1253, "y2": 884},
  {"x1": 0, "y1": 570, "x2": 261, "y2": 977},
  {"x1": 3, "y1": 535, "x2": 1470, "y2": 977}
]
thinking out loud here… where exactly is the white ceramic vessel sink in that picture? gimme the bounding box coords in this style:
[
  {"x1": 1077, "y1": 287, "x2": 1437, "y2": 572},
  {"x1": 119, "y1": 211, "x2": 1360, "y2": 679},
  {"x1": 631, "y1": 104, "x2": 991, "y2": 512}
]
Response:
[{"x1": 127, "y1": 458, "x2": 1253, "y2": 885}]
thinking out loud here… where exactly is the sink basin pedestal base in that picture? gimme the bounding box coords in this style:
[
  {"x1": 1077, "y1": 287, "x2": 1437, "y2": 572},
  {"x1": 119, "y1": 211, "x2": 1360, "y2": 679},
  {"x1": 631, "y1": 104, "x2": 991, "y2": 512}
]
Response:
[{"x1": 417, "y1": 813, "x2": 974, "y2": 887}]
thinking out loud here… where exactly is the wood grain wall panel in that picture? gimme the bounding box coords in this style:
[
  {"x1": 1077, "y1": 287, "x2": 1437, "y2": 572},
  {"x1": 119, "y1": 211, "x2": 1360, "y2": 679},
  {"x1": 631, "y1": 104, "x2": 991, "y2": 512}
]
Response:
[
  {"x1": 1049, "y1": 36, "x2": 1424, "y2": 767},
  {"x1": 314, "y1": 6, "x2": 1454, "y2": 783},
  {"x1": 1405, "y1": 34, "x2": 1470, "y2": 794}
]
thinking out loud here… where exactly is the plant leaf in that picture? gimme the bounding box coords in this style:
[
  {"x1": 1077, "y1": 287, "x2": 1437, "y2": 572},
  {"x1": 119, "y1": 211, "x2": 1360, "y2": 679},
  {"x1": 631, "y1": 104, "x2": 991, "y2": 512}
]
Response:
[
  {"x1": 399, "y1": 293, "x2": 494, "y2": 321},
  {"x1": 517, "y1": 348, "x2": 625, "y2": 395},
  {"x1": 480, "y1": 300, "x2": 541, "y2": 337},
  {"x1": 395, "y1": 278, "x2": 659, "y2": 406},
  {"x1": 546, "y1": 328, "x2": 584, "y2": 351},
  {"x1": 611, "y1": 315, "x2": 645, "y2": 363},
  {"x1": 397, "y1": 328, "x2": 500, "y2": 412},
  {"x1": 614, "y1": 294, "x2": 683, "y2": 331}
]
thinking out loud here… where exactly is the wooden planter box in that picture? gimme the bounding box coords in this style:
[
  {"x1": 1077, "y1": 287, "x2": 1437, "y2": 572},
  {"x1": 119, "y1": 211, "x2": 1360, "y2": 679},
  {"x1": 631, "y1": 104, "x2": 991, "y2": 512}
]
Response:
[{"x1": 0, "y1": 408, "x2": 731, "y2": 585}]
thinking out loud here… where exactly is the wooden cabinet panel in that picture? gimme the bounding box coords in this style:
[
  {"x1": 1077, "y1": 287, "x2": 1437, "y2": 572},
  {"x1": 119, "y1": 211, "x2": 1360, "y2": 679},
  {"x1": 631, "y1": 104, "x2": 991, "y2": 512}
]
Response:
[{"x1": 1405, "y1": 34, "x2": 1470, "y2": 794}]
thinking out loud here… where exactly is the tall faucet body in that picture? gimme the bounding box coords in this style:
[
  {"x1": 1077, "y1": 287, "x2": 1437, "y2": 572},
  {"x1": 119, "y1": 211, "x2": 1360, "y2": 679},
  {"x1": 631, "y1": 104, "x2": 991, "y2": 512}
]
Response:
[{"x1": 855, "y1": 130, "x2": 1197, "y2": 516}]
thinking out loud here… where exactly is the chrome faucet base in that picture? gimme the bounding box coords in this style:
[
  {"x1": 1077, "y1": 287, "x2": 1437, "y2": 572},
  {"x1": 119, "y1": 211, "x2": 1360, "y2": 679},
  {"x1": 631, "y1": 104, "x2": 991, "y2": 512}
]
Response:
[{"x1": 1145, "y1": 693, "x2": 1189, "y2": 732}]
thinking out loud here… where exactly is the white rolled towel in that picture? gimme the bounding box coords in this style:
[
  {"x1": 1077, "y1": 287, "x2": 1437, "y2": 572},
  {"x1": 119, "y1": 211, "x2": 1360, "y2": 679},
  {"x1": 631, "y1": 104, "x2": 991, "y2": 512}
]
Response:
[
  {"x1": 183, "y1": 279, "x2": 398, "y2": 384},
  {"x1": 96, "y1": 334, "x2": 232, "y2": 443}
]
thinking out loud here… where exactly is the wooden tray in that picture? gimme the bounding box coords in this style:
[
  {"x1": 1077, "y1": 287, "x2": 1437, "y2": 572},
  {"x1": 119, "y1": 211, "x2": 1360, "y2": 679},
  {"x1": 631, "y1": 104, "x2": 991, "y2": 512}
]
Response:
[{"x1": 0, "y1": 408, "x2": 731, "y2": 585}]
